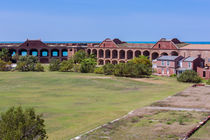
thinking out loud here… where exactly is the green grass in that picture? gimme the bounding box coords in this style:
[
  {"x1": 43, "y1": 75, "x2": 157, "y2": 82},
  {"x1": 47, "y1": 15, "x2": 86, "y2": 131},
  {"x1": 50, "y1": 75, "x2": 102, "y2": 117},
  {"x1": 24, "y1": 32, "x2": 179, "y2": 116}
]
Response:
[
  {"x1": 190, "y1": 121, "x2": 210, "y2": 140},
  {"x1": 0, "y1": 72, "x2": 191, "y2": 139}
]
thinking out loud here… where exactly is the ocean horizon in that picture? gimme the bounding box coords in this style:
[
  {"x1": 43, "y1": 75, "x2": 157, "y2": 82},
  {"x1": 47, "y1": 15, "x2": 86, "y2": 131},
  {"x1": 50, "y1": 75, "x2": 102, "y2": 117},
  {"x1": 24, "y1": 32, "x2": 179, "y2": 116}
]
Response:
[{"x1": 0, "y1": 41, "x2": 210, "y2": 44}]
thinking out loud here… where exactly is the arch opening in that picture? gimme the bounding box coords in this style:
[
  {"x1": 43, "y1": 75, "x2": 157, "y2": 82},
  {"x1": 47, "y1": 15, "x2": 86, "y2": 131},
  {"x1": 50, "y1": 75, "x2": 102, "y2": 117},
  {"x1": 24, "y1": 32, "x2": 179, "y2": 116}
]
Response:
[
  {"x1": 171, "y1": 51, "x2": 178, "y2": 56},
  {"x1": 62, "y1": 49, "x2": 68, "y2": 57},
  {"x1": 112, "y1": 50, "x2": 118, "y2": 59},
  {"x1": 119, "y1": 50, "x2": 125, "y2": 59},
  {"x1": 99, "y1": 59, "x2": 104, "y2": 65},
  {"x1": 92, "y1": 49, "x2": 97, "y2": 57},
  {"x1": 105, "y1": 50, "x2": 111, "y2": 58},
  {"x1": 152, "y1": 52, "x2": 159, "y2": 60},
  {"x1": 51, "y1": 49, "x2": 59, "y2": 57},
  {"x1": 127, "y1": 50, "x2": 133, "y2": 59},
  {"x1": 143, "y1": 50, "x2": 150, "y2": 58},
  {"x1": 30, "y1": 49, "x2": 38, "y2": 56},
  {"x1": 161, "y1": 52, "x2": 168, "y2": 56},
  {"x1": 135, "y1": 50, "x2": 141, "y2": 58},
  {"x1": 40, "y1": 49, "x2": 49, "y2": 57},
  {"x1": 99, "y1": 49, "x2": 104, "y2": 58},
  {"x1": 112, "y1": 60, "x2": 118, "y2": 65},
  {"x1": 105, "y1": 60, "x2": 111, "y2": 64},
  {"x1": 19, "y1": 49, "x2": 27, "y2": 56}
]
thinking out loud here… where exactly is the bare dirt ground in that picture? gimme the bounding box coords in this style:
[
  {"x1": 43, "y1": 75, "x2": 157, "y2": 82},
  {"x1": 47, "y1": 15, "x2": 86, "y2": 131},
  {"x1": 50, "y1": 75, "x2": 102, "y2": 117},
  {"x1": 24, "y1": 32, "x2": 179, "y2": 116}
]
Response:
[
  {"x1": 151, "y1": 86, "x2": 210, "y2": 110},
  {"x1": 80, "y1": 86, "x2": 210, "y2": 140},
  {"x1": 130, "y1": 78, "x2": 166, "y2": 84}
]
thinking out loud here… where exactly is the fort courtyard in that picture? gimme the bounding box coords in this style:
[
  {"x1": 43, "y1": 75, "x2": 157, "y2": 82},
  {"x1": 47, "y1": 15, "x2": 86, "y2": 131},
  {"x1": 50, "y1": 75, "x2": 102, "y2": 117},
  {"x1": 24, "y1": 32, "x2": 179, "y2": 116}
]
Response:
[{"x1": 0, "y1": 72, "x2": 191, "y2": 139}]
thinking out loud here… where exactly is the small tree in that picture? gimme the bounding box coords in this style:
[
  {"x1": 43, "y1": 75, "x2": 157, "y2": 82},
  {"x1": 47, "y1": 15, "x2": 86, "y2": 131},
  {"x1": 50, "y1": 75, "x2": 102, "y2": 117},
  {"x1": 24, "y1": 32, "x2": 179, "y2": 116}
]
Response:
[
  {"x1": 49, "y1": 59, "x2": 60, "y2": 71},
  {"x1": 130, "y1": 55, "x2": 152, "y2": 67},
  {"x1": 16, "y1": 56, "x2": 38, "y2": 72},
  {"x1": 0, "y1": 48, "x2": 10, "y2": 62},
  {"x1": 0, "y1": 106, "x2": 47, "y2": 140},
  {"x1": 73, "y1": 50, "x2": 87, "y2": 64},
  {"x1": 80, "y1": 58, "x2": 96, "y2": 73},
  {"x1": 59, "y1": 59, "x2": 74, "y2": 72},
  {"x1": 102, "y1": 63, "x2": 115, "y2": 75},
  {"x1": 177, "y1": 70, "x2": 201, "y2": 83}
]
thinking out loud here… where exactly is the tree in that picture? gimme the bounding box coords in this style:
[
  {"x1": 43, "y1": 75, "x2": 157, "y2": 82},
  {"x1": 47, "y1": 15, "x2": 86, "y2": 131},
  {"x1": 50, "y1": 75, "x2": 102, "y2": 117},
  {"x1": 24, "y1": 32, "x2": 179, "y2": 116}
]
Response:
[
  {"x1": 129, "y1": 55, "x2": 152, "y2": 67},
  {"x1": 0, "y1": 106, "x2": 47, "y2": 140},
  {"x1": 59, "y1": 59, "x2": 74, "y2": 72},
  {"x1": 80, "y1": 58, "x2": 97, "y2": 73},
  {"x1": 16, "y1": 56, "x2": 38, "y2": 72},
  {"x1": 49, "y1": 59, "x2": 60, "y2": 71},
  {"x1": 0, "y1": 48, "x2": 10, "y2": 62},
  {"x1": 177, "y1": 70, "x2": 201, "y2": 83},
  {"x1": 73, "y1": 50, "x2": 87, "y2": 64}
]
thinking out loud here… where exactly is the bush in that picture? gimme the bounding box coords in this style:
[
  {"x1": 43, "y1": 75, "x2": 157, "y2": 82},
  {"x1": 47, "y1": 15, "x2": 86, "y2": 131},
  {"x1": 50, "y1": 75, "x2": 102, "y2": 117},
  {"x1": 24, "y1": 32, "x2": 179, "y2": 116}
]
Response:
[
  {"x1": 80, "y1": 58, "x2": 96, "y2": 73},
  {"x1": 0, "y1": 59, "x2": 11, "y2": 71},
  {"x1": 94, "y1": 67, "x2": 104, "y2": 74},
  {"x1": 0, "y1": 106, "x2": 47, "y2": 139},
  {"x1": 73, "y1": 50, "x2": 87, "y2": 64},
  {"x1": 16, "y1": 56, "x2": 38, "y2": 72},
  {"x1": 207, "y1": 79, "x2": 210, "y2": 85},
  {"x1": 170, "y1": 74, "x2": 177, "y2": 77},
  {"x1": 103, "y1": 63, "x2": 115, "y2": 75},
  {"x1": 35, "y1": 63, "x2": 44, "y2": 72},
  {"x1": 177, "y1": 70, "x2": 201, "y2": 83},
  {"x1": 49, "y1": 59, "x2": 60, "y2": 71},
  {"x1": 73, "y1": 64, "x2": 81, "y2": 72},
  {"x1": 114, "y1": 63, "x2": 126, "y2": 77},
  {"x1": 59, "y1": 59, "x2": 74, "y2": 72},
  {"x1": 0, "y1": 48, "x2": 10, "y2": 62},
  {"x1": 114, "y1": 62, "x2": 152, "y2": 78}
]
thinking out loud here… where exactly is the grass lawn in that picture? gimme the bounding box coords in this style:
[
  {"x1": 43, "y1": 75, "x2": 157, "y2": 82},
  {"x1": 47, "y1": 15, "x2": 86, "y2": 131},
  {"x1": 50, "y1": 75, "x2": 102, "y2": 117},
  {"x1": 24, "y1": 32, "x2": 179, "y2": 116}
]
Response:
[
  {"x1": 189, "y1": 121, "x2": 210, "y2": 140},
  {"x1": 0, "y1": 72, "x2": 191, "y2": 139}
]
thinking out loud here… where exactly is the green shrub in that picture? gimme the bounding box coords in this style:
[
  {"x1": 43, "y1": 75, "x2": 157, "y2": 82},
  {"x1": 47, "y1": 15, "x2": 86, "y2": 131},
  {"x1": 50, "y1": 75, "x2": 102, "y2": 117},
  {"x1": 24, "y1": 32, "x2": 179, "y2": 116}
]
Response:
[
  {"x1": 114, "y1": 62, "x2": 152, "y2": 78},
  {"x1": 0, "y1": 59, "x2": 10, "y2": 71},
  {"x1": 0, "y1": 106, "x2": 47, "y2": 139},
  {"x1": 177, "y1": 70, "x2": 201, "y2": 83},
  {"x1": 59, "y1": 59, "x2": 74, "y2": 72},
  {"x1": 49, "y1": 59, "x2": 60, "y2": 71},
  {"x1": 35, "y1": 63, "x2": 44, "y2": 72},
  {"x1": 114, "y1": 63, "x2": 126, "y2": 77},
  {"x1": 170, "y1": 74, "x2": 177, "y2": 77},
  {"x1": 0, "y1": 48, "x2": 11, "y2": 62},
  {"x1": 103, "y1": 63, "x2": 115, "y2": 75},
  {"x1": 207, "y1": 79, "x2": 210, "y2": 85},
  {"x1": 80, "y1": 58, "x2": 96, "y2": 73},
  {"x1": 16, "y1": 56, "x2": 38, "y2": 72},
  {"x1": 94, "y1": 67, "x2": 104, "y2": 74},
  {"x1": 73, "y1": 64, "x2": 81, "y2": 72},
  {"x1": 73, "y1": 50, "x2": 87, "y2": 64}
]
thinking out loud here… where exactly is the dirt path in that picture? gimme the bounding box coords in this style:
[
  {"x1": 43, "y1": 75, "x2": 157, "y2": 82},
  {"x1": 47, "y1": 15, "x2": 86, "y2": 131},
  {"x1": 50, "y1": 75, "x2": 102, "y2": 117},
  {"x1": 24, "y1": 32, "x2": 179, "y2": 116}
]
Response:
[{"x1": 145, "y1": 106, "x2": 210, "y2": 112}]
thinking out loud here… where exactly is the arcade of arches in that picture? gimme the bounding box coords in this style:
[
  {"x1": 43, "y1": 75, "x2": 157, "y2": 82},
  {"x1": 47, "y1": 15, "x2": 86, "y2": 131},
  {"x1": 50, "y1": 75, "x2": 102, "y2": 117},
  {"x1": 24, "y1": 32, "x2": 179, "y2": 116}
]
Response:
[
  {"x1": 7, "y1": 48, "x2": 69, "y2": 63},
  {"x1": 87, "y1": 49, "x2": 179, "y2": 65}
]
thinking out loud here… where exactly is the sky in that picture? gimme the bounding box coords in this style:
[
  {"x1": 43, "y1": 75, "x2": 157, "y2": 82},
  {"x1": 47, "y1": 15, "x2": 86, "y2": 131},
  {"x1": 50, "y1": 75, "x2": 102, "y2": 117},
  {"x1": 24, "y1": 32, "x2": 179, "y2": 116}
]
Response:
[{"x1": 0, "y1": 0, "x2": 210, "y2": 41}]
